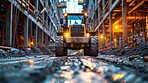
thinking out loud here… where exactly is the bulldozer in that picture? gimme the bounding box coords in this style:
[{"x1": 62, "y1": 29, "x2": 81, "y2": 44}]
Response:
[{"x1": 56, "y1": 13, "x2": 98, "y2": 56}]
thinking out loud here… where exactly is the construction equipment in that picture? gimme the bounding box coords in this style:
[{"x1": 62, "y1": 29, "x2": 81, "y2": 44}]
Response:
[{"x1": 56, "y1": 13, "x2": 98, "y2": 56}]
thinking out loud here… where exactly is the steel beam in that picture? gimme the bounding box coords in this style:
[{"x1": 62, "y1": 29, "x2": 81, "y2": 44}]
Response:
[
  {"x1": 24, "y1": 16, "x2": 29, "y2": 49},
  {"x1": 114, "y1": 0, "x2": 145, "y2": 25},
  {"x1": 109, "y1": 0, "x2": 113, "y2": 42},
  {"x1": 34, "y1": 26, "x2": 38, "y2": 47},
  {"x1": 41, "y1": 30, "x2": 44, "y2": 46},
  {"x1": 95, "y1": 0, "x2": 120, "y2": 31},
  {"x1": 41, "y1": 12, "x2": 44, "y2": 46},
  {"x1": 122, "y1": 0, "x2": 127, "y2": 40},
  {"x1": 45, "y1": 34, "x2": 48, "y2": 48},
  {"x1": 102, "y1": 0, "x2": 105, "y2": 46},
  {"x1": 6, "y1": 2, "x2": 13, "y2": 47},
  {"x1": 34, "y1": 0, "x2": 38, "y2": 47}
]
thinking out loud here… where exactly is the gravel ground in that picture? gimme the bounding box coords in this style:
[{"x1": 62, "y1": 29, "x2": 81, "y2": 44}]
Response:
[
  {"x1": 0, "y1": 55, "x2": 147, "y2": 83},
  {"x1": 0, "y1": 47, "x2": 53, "y2": 58},
  {"x1": 100, "y1": 43, "x2": 148, "y2": 61}
]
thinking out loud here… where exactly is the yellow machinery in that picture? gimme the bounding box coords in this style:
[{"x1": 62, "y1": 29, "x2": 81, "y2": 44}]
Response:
[{"x1": 56, "y1": 13, "x2": 98, "y2": 56}]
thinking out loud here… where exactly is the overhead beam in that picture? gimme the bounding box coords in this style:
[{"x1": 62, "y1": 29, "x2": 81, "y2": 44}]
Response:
[
  {"x1": 95, "y1": 0, "x2": 120, "y2": 31},
  {"x1": 113, "y1": 0, "x2": 145, "y2": 25}
]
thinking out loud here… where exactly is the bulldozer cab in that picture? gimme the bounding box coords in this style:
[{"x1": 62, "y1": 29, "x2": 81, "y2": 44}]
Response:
[
  {"x1": 63, "y1": 13, "x2": 88, "y2": 37},
  {"x1": 66, "y1": 13, "x2": 86, "y2": 27}
]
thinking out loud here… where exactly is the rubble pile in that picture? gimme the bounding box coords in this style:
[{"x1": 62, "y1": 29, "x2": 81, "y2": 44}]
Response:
[
  {"x1": 0, "y1": 47, "x2": 53, "y2": 58},
  {"x1": 100, "y1": 42, "x2": 148, "y2": 56},
  {"x1": 39, "y1": 47, "x2": 53, "y2": 55}
]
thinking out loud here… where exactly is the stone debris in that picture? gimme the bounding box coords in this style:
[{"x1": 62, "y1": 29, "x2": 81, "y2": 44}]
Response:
[
  {"x1": 0, "y1": 46, "x2": 53, "y2": 58},
  {"x1": 0, "y1": 56, "x2": 147, "y2": 83},
  {"x1": 100, "y1": 43, "x2": 148, "y2": 62}
]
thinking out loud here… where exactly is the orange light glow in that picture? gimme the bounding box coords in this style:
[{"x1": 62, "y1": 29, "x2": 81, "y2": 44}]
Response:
[
  {"x1": 100, "y1": 36, "x2": 103, "y2": 39},
  {"x1": 64, "y1": 13, "x2": 68, "y2": 17},
  {"x1": 28, "y1": 59, "x2": 34, "y2": 63},
  {"x1": 31, "y1": 42, "x2": 34, "y2": 45},
  {"x1": 115, "y1": 26, "x2": 119, "y2": 29},
  {"x1": 84, "y1": 13, "x2": 88, "y2": 16},
  {"x1": 65, "y1": 33, "x2": 69, "y2": 37},
  {"x1": 113, "y1": 74, "x2": 124, "y2": 81},
  {"x1": 29, "y1": 64, "x2": 34, "y2": 67},
  {"x1": 86, "y1": 33, "x2": 90, "y2": 37}
]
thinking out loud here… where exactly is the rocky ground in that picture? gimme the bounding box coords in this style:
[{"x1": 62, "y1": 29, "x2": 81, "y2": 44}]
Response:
[
  {"x1": 100, "y1": 43, "x2": 148, "y2": 56},
  {"x1": 0, "y1": 43, "x2": 148, "y2": 83},
  {"x1": 0, "y1": 47, "x2": 53, "y2": 58},
  {"x1": 0, "y1": 56, "x2": 147, "y2": 83},
  {"x1": 99, "y1": 43, "x2": 148, "y2": 62}
]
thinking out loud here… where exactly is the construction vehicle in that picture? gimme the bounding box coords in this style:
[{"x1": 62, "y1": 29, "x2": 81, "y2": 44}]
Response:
[{"x1": 56, "y1": 13, "x2": 98, "y2": 56}]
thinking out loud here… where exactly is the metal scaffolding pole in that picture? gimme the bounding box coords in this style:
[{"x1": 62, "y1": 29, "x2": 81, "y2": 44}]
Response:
[
  {"x1": 6, "y1": 2, "x2": 13, "y2": 47},
  {"x1": 45, "y1": 34, "x2": 48, "y2": 48},
  {"x1": 109, "y1": 0, "x2": 113, "y2": 42},
  {"x1": 24, "y1": 17, "x2": 29, "y2": 49},
  {"x1": 34, "y1": 0, "x2": 39, "y2": 47},
  {"x1": 102, "y1": 0, "x2": 105, "y2": 46},
  {"x1": 122, "y1": 0, "x2": 127, "y2": 43},
  {"x1": 41, "y1": 12, "x2": 44, "y2": 46}
]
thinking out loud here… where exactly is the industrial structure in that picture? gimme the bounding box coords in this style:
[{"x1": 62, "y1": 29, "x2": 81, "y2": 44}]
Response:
[
  {"x1": 0, "y1": 0, "x2": 148, "y2": 53},
  {"x1": 0, "y1": 0, "x2": 60, "y2": 50},
  {"x1": 86, "y1": 0, "x2": 148, "y2": 51}
]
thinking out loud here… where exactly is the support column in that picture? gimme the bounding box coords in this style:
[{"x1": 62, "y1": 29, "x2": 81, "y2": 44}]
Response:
[
  {"x1": 41, "y1": 12, "x2": 44, "y2": 46},
  {"x1": 34, "y1": 0, "x2": 38, "y2": 47},
  {"x1": 45, "y1": 34, "x2": 48, "y2": 48},
  {"x1": 24, "y1": 17, "x2": 29, "y2": 49},
  {"x1": 98, "y1": 29, "x2": 100, "y2": 47},
  {"x1": 122, "y1": 0, "x2": 127, "y2": 41},
  {"x1": 6, "y1": 2, "x2": 13, "y2": 47},
  {"x1": 41, "y1": 31, "x2": 44, "y2": 46},
  {"x1": 38, "y1": 29, "x2": 41, "y2": 46},
  {"x1": 102, "y1": 0, "x2": 105, "y2": 46},
  {"x1": 109, "y1": 0, "x2": 113, "y2": 43},
  {"x1": 30, "y1": 20, "x2": 33, "y2": 47}
]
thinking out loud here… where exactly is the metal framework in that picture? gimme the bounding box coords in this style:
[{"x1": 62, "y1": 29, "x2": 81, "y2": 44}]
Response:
[{"x1": 0, "y1": 0, "x2": 61, "y2": 49}]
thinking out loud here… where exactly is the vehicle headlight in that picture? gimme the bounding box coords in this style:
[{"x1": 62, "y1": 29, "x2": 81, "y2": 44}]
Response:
[{"x1": 86, "y1": 33, "x2": 90, "y2": 37}]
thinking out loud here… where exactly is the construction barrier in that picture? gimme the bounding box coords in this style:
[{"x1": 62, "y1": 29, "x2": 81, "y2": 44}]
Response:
[{"x1": 98, "y1": 31, "x2": 148, "y2": 52}]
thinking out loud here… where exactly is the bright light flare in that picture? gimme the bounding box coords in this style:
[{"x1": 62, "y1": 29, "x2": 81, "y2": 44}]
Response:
[
  {"x1": 65, "y1": 33, "x2": 69, "y2": 37},
  {"x1": 100, "y1": 36, "x2": 103, "y2": 39},
  {"x1": 64, "y1": 13, "x2": 68, "y2": 17},
  {"x1": 31, "y1": 42, "x2": 33, "y2": 45},
  {"x1": 113, "y1": 73, "x2": 125, "y2": 81},
  {"x1": 115, "y1": 26, "x2": 119, "y2": 29},
  {"x1": 86, "y1": 33, "x2": 90, "y2": 37},
  {"x1": 28, "y1": 59, "x2": 34, "y2": 63},
  {"x1": 84, "y1": 13, "x2": 88, "y2": 16}
]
